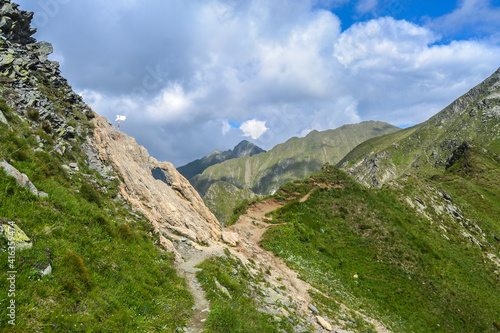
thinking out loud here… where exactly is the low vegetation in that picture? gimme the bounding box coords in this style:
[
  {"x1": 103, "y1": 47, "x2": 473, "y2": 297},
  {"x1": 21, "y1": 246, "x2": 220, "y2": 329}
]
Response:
[
  {"x1": 261, "y1": 164, "x2": 500, "y2": 333},
  {"x1": 0, "y1": 96, "x2": 193, "y2": 331},
  {"x1": 196, "y1": 251, "x2": 294, "y2": 333}
]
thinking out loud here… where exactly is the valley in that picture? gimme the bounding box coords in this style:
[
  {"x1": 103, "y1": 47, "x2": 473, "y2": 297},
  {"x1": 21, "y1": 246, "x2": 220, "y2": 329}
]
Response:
[{"x1": 0, "y1": 1, "x2": 499, "y2": 332}]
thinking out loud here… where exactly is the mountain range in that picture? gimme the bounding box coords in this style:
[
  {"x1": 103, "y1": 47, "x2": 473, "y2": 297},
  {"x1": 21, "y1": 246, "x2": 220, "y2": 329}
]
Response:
[
  {"x1": 190, "y1": 121, "x2": 400, "y2": 197},
  {"x1": 177, "y1": 140, "x2": 265, "y2": 180},
  {"x1": 1, "y1": 1, "x2": 499, "y2": 332}
]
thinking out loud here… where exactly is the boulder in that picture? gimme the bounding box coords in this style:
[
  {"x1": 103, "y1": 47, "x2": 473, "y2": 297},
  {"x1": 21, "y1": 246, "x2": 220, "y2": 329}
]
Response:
[
  {"x1": 0, "y1": 221, "x2": 32, "y2": 250},
  {"x1": 316, "y1": 316, "x2": 332, "y2": 331},
  {"x1": 221, "y1": 231, "x2": 239, "y2": 246},
  {"x1": 1, "y1": 160, "x2": 48, "y2": 197}
]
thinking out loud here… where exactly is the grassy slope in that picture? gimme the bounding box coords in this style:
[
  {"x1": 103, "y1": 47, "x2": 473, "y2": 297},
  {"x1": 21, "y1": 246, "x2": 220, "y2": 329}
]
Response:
[
  {"x1": 196, "y1": 250, "x2": 294, "y2": 333},
  {"x1": 0, "y1": 86, "x2": 192, "y2": 331},
  {"x1": 191, "y1": 121, "x2": 400, "y2": 196},
  {"x1": 203, "y1": 181, "x2": 259, "y2": 226},
  {"x1": 260, "y1": 163, "x2": 500, "y2": 333},
  {"x1": 338, "y1": 69, "x2": 500, "y2": 181}
]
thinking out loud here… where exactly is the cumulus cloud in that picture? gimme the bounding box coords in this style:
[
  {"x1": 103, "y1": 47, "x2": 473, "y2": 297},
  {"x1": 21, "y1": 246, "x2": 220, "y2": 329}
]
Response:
[
  {"x1": 427, "y1": 0, "x2": 500, "y2": 38},
  {"x1": 16, "y1": 0, "x2": 500, "y2": 166},
  {"x1": 355, "y1": 0, "x2": 378, "y2": 14},
  {"x1": 240, "y1": 119, "x2": 269, "y2": 139}
]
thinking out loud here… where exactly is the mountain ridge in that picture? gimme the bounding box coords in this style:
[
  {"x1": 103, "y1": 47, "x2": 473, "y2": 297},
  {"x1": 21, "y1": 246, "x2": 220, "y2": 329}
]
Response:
[
  {"x1": 190, "y1": 120, "x2": 401, "y2": 197},
  {"x1": 338, "y1": 67, "x2": 500, "y2": 187},
  {"x1": 177, "y1": 140, "x2": 265, "y2": 179}
]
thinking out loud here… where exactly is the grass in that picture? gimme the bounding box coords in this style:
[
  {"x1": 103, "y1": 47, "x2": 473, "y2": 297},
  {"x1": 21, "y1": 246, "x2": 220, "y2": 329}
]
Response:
[
  {"x1": 261, "y1": 164, "x2": 500, "y2": 333},
  {"x1": 0, "y1": 92, "x2": 193, "y2": 331},
  {"x1": 196, "y1": 252, "x2": 294, "y2": 333}
]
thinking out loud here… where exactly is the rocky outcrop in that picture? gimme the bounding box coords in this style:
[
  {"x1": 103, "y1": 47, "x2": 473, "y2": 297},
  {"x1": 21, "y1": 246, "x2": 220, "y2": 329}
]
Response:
[
  {"x1": 0, "y1": 1, "x2": 36, "y2": 45},
  {"x1": 89, "y1": 116, "x2": 221, "y2": 247},
  {"x1": 1, "y1": 160, "x2": 48, "y2": 197},
  {"x1": 346, "y1": 151, "x2": 398, "y2": 188}
]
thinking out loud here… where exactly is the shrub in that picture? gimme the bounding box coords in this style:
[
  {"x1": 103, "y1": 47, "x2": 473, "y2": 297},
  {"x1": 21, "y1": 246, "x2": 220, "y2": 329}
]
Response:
[
  {"x1": 80, "y1": 183, "x2": 102, "y2": 207},
  {"x1": 42, "y1": 120, "x2": 52, "y2": 134},
  {"x1": 62, "y1": 252, "x2": 90, "y2": 286},
  {"x1": 27, "y1": 109, "x2": 40, "y2": 121}
]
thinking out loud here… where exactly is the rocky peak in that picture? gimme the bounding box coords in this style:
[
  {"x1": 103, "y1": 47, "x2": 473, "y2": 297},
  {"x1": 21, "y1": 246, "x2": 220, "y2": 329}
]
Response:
[
  {"x1": 0, "y1": 0, "x2": 36, "y2": 45},
  {"x1": 232, "y1": 140, "x2": 265, "y2": 158},
  {"x1": 177, "y1": 140, "x2": 266, "y2": 179}
]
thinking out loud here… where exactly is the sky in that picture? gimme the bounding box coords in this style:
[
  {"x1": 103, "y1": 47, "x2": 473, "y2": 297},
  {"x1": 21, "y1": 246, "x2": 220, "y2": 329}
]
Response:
[{"x1": 15, "y1": 0, "x2": 500, "y2": 166}]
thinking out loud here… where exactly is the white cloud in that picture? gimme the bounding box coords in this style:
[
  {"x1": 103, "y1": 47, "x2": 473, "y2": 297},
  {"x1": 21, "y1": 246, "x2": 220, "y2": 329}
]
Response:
[
  {"x1": 17, "y1": 0, "x2": 500, "y2": 166},
  {"x1": 240, "y1": 119, "x2": 269, "y2": 139},
  {"x1": 145, "y1": 84, "x2": 194, "y2": 122},
  {"x1": 427, "y1": 0, "x2": 500, "y2": 37},
  {"x1": 221, "y1": 120, "x2": 231, "y2": 135},
  {"x1": 355, "y1": 0, "x2": 378, "y2": 14}
]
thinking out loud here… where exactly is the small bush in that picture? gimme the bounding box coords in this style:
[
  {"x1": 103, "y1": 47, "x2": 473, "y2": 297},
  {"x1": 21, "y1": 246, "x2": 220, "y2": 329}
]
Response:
[
  {"x1": 118, "y1": 223, "x2": 135, "y2": 239},
  {"x1": 42, "y1": 120, "x2": 52, "y2": 134},
  {"x1": 62, "y1": 252, "x2": 90, "y2": 286},
  {"x1": 80, "y1": 183, "x2": 102, "y2": 207},
  {"x1": 11, "y1": 149, "x2": 30, "y2": 162},
  {"x1": 27, "y1": 109, "x2": 40, "y2": 121}
]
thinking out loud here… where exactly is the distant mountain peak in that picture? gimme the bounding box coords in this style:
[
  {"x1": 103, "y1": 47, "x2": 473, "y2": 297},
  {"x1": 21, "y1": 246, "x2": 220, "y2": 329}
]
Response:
[{"x1": 177, "y1": 140, "x2": 266, "y2": 179}]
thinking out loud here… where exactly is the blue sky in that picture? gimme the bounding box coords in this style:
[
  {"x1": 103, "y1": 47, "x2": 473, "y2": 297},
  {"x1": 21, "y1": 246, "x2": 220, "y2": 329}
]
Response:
[{"x1": 15, "y1": 0, "x2": 500, "y2": 166}]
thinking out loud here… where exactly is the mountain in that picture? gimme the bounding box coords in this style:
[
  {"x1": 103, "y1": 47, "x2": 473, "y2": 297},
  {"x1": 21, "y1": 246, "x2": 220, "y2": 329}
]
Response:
[
  {"x1": 209, "y1": 68, "x2": 500, "y2": 332},
  {"x1": 190, "y1": 121, "x2": 401, "y2": 197},
  {"x1": 0, "y1": 2, "x2": 219, "y2": 330},
  {"x1": 203, "y1": 181, "x2": 259, "y2": 226},
  {"x1": 2, "y1": 1, "x2": 499, "y2": 332},
  {"x1": 177, "y1": 140, "x2": 265, "y2": 179},
  {"x1": 338, "y1": 68, "x2": 500, "y2": 187}
]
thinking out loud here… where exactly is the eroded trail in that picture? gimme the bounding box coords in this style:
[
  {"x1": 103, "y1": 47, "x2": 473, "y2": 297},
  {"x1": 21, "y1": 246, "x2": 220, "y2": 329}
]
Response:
[
  {"x1": 225, "y1": 199, "x2": 316, "y2": 316},
  {"x1": 175, "y1": 194, "x2": 390, "y2": 332},
  {"x1": 175, "y1": 242, "x2": 225, "y2": 332},
  {"x1": 226, "y1": 196, "x2": 391, "y2": 333}
]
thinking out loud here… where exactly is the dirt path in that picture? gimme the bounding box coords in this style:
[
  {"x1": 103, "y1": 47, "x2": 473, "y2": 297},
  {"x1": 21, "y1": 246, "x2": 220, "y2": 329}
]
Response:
[
  {"x1": 225, "y1": 199, "x2": 316, "y2": 315},
  {"x1": 175, "y1": 194, "x2": 390, "y2": 332},
  {"x1": 226, "y1": 197, "x2": 391, "y2": 333},
  {"x1": 175, "y1": 242, "x2": 225, "y2": 332}
]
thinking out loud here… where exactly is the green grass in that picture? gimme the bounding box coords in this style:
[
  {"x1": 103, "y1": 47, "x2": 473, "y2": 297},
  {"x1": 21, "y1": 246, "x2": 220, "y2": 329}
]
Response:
[
  {"x1": 0, "y1": 94, "x2": 193, "y2": 331},
  {"x1": 196, "y1": 252, "x2": 294, "y2": 333},
  {"x1": 261, "y1": 165, "x2": 500, "y2": 333}
]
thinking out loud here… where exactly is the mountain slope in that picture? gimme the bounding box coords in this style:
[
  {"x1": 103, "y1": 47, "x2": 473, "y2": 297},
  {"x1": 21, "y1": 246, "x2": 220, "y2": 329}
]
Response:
[
  {"x1": 191, "y1": 121, "x2": 401, "y2": 196},
  {"x1": 0, "y1": 2, "x2": 218, "y2": 330},
  {"x1": 338, "y1": 68, "x2": 500, "y2": 187},
  {"x1": 258, "y1": 163, "x2": 500, "y2": 332},
  {"x1": 177, "y1": 140, "x2": 265, "y2": 179},
  {"x1": 196, "y1": 68, "x2": 500, "y2": 332}
]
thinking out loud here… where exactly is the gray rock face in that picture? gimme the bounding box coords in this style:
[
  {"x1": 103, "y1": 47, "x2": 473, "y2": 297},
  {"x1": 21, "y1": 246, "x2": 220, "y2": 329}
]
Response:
[
  {"x1": 0, "y1": 1, "x2": 36, "y2": 45},
  {"x1": 1, "y1": 160, "x2": 48, "y2": 197},
  {"x1": 0, "y1": 0, "x2": 94, "y2": 159}
]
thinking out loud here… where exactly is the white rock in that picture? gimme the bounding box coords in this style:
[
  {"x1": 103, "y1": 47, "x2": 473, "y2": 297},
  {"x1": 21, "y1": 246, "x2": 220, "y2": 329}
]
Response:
[
  {"x1": 222, "y1": 231, "x2": 239, "y2": 246},
  {"x1": 316, "y1": 316, "x2": 332, "y2": 331}
]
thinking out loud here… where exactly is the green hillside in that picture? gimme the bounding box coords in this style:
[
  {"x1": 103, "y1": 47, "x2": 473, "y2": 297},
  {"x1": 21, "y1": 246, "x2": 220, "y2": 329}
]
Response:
[
  {"x1": 203, "y1": 181, "x2": 259, "y2": 225},
  {"x1": 0, "y1": 86, "x2": 192, "y2": 332},
  {"x1": 259, "y1": 158, "x2": 500, "y2": 332},
  {"x1": 191, "y1": 121, "x2": 401, "y2": 197},
  {"x1": 338, "y1": 68, "x2": 500, "y2": 187}
]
